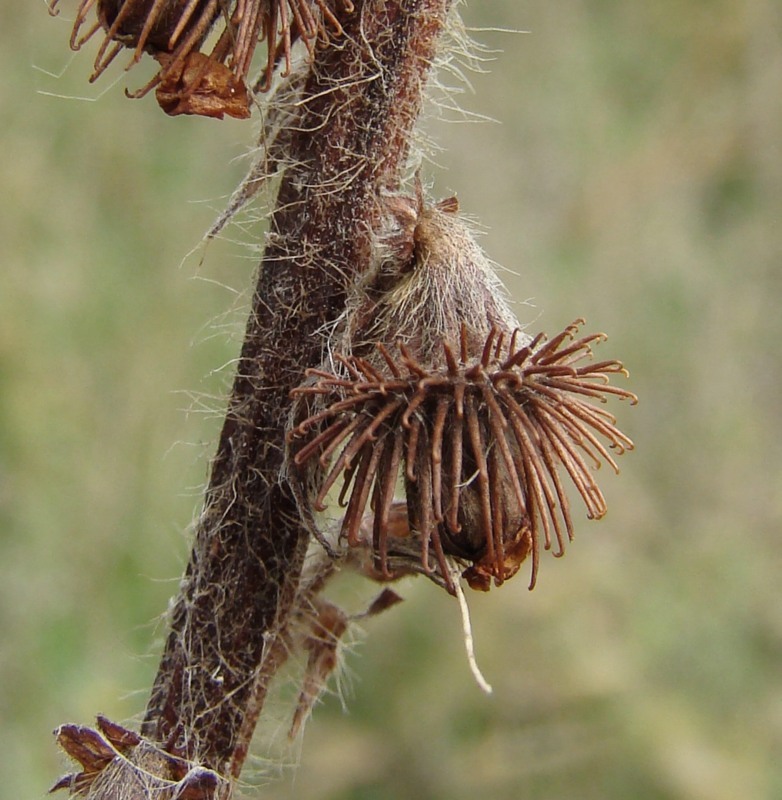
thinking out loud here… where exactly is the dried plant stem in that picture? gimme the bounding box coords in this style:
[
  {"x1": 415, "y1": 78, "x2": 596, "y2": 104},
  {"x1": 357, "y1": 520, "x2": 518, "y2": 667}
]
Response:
[
  {"x1": 52, "y1": 2, "x2": 453, "y2": 798},
  {"x1": 54, "y1": 1, "x2": 452, "y2": 797}
]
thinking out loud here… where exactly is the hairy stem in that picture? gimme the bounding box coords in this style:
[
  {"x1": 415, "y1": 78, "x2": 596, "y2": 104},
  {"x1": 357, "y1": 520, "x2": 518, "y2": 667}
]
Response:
[{"x1": 129, "y1": 0, "x2": 453, "y2": 792}]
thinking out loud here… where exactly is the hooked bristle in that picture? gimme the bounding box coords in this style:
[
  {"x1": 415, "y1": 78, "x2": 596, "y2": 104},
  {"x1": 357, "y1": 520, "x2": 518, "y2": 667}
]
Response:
[{"x1": 288, "y1": 321, "x2": 636, "y2": 593}]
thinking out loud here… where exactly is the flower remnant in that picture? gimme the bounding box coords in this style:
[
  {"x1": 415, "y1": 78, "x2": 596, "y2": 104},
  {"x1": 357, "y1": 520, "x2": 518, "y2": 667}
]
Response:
[
  {"x1": 48, "y1": 0, "x2": 355, "y2": 117},
  {"x1": 51, "y1": 715, "x2": 228, "y2": 799}
]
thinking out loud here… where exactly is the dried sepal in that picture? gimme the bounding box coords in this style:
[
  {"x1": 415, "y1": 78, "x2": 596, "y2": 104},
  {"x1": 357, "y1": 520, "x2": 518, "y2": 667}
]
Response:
[
  {"x1": 155, "y1": 50, "x2": 251, "y2": 119},
  {"x1": 48, "y1": 0, "x2": 355, "y2": 117},
  {"x1": 289, "y1": 598, "x2": 349, "y2": 740},
  {"x1": 289, "y1": 321, "x2": 636, "y2": 593},
  {"x1": 289, "y1": 586, "x2": 402, "y2": 739},
  {"x1": 50, "y1": 722, "x2": 116, "y2": 794}
]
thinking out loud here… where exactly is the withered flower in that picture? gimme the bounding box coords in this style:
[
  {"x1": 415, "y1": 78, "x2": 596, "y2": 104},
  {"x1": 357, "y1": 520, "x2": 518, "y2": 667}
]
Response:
[
  {"x1": 288, "y1": 194, "x2": 636, "y2": 593},
  {"x1": 48, "y1": 0, "x2": 355, "y2": 117}
]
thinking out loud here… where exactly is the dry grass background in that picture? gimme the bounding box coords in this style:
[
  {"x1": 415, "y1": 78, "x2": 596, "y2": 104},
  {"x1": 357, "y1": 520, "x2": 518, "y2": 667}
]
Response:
[{"x1": 2, "y1": 1, "x2": 781, "y2": 798}]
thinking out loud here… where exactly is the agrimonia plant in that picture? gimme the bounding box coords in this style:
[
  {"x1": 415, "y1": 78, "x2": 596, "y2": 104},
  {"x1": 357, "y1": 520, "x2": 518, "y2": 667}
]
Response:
[{"x1": 47, "y1": 2, "x2": 636, "y2": 798}]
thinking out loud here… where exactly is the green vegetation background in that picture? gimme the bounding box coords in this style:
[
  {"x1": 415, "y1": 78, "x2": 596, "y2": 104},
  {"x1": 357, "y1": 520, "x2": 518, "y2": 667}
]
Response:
[{"x1": 2, "y1": 2, "x2": 781, "y2": 798}]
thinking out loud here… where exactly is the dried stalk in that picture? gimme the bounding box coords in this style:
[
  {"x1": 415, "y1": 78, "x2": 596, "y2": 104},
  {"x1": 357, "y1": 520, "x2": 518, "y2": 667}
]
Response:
[{"x1": 52, "y1": 1, "x2": 453, "y2": 797}]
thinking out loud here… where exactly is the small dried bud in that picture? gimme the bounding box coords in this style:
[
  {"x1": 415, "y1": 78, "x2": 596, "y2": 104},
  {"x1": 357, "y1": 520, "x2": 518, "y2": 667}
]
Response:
[{"x1": 288, "y1": 195, "x2": 636, "y2": 593}]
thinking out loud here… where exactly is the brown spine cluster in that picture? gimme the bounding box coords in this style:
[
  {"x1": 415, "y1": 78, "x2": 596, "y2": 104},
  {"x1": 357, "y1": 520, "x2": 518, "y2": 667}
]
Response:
[
  {"x1": 48, "y1": 0, "x2": 355, "y2": 117},
  {"x1": 288, "y1": 194, "x2": 636, "y2": 592}
]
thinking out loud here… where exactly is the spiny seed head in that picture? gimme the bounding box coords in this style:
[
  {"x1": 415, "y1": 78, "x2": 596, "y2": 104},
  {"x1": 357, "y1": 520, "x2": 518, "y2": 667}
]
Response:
[
  {"x1": 48, "y1": 0, "x2": 354, "y2": 117},
  {"x1": 289, "y1": 321, "x2": 636, "y2": 593},
  {"x1": 288, "y1": 193, "x2": 636, "y2": 593}
]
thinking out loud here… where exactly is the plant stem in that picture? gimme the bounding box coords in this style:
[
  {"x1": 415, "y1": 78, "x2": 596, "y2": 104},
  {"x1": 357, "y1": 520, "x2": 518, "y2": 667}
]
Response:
[{"x1": 53, "y1": 2, "x2": 453, "y2": 798}]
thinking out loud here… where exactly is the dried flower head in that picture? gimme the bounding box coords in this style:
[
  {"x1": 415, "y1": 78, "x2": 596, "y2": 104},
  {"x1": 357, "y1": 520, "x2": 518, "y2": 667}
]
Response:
[
  {"x1": 289, "y1": 319, "x2": 636, "y2": 593},
  {"x1": 287, "y1": 192, "x2": 636, "y2": 593},
  {"x1": 48, "y1": 0, "x2": 355, "y2": 117}
]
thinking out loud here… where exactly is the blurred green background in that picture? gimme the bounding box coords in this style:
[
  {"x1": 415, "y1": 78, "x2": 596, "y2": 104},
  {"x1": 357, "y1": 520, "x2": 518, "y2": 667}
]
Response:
[{"x1": 2, "y1": 1, "x2": 781, "y2": 798}]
